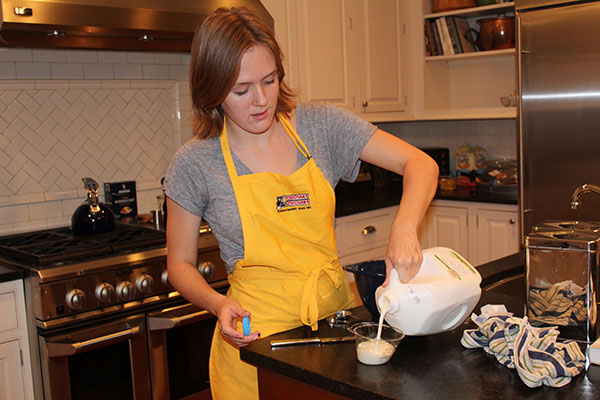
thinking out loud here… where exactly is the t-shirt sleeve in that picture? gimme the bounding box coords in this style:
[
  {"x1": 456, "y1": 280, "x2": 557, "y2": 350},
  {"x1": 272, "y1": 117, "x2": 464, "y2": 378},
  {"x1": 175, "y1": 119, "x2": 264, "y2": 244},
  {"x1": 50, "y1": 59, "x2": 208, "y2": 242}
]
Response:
[
  {"x1": 321, "y1": 104, "x2": 377, "y2": 183},
  {"x1": 163, "y1": 145, "x2": 207, "y2": 217}
]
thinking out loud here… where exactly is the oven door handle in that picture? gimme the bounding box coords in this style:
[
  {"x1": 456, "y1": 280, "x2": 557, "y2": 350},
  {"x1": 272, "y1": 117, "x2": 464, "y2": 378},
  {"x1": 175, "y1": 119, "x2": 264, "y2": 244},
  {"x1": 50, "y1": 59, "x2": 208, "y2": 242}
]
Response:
[
  {"x1": 46, "y1": 325, "x2": 142, "y2": 357},
  {"x1": 148, "y1": 305, "x2": 212, "y2": 331}
]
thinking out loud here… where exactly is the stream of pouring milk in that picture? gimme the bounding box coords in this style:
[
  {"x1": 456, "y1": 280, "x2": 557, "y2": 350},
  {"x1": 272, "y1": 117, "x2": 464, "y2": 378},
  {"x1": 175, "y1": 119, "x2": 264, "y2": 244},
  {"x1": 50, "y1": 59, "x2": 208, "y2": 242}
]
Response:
[{"x1": 356, "y1": 303, "x2": 395, "y2": 365}]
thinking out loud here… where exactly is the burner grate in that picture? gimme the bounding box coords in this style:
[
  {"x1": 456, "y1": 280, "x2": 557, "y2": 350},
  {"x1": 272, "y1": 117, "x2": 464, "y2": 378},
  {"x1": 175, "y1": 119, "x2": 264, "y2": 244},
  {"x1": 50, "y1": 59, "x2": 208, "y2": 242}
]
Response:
[{"x1": 0, "y1": 223, "x2": 165, "y2": 267}]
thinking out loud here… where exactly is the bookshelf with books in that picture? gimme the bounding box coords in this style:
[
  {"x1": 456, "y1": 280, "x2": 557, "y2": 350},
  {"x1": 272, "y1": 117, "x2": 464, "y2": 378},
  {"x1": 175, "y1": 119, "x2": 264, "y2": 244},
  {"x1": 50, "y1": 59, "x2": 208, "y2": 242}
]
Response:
[{"x1": 412, "y1": 1, "x2": 517, "y2": 120}]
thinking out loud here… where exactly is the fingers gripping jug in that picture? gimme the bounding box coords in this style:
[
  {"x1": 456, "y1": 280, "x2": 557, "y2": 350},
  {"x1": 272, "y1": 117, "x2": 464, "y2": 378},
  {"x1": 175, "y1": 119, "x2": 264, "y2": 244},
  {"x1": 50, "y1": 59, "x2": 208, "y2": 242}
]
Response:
[{"x1": 375, "y1": 247, "x2": 482, "y2": 336}]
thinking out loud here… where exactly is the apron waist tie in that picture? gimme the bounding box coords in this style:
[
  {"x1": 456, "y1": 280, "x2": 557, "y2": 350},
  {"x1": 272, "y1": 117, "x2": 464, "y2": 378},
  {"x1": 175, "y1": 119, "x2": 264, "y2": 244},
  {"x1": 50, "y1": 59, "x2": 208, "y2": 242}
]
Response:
[{"x1": 300, "y1": 263, "x2": 342, "y2": 331}]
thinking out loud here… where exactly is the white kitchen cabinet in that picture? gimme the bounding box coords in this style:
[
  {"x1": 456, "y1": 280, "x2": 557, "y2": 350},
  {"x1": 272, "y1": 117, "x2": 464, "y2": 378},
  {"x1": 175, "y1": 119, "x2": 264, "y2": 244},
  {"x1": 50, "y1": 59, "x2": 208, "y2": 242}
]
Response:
[
  {"x1": 292, "y1": 0, "x2": 409, "y2": 122},
  {"x1": 420, "y1": 199, "x2": 519, "y2": 266},
  {"x1": 335, "y1": 205, "x2": 397, "y2": 305},
  {"x1": 0, "y1": 280, "x2": 34, "y2": 400},
  {"x1": 336, "y1": 205, "x2": 397, "y2": 266},
  {"x1": 419, "y1": 203, "x2": 469, "y2": 257},
  {"x1": 474, "y1": 206, "x2": 519, "y2": 265},
  {"x1": 408, "y1": 1, "x2": 517, "y2": 120}
]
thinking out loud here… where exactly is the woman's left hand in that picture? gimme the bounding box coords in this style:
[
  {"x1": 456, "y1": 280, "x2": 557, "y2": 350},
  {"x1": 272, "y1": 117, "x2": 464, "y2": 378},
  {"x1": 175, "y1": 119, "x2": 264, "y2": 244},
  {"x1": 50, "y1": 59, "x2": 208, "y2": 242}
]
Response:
[{"x1": 382, "y1": 222, "x2": 423, "y2": 286}]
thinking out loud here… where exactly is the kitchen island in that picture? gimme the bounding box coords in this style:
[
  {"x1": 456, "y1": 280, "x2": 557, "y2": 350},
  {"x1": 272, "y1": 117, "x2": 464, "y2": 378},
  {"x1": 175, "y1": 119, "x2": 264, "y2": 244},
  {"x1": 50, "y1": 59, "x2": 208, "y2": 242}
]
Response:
[{"x1": 240, "y1": 253, "x2": 600, "y2": 399}]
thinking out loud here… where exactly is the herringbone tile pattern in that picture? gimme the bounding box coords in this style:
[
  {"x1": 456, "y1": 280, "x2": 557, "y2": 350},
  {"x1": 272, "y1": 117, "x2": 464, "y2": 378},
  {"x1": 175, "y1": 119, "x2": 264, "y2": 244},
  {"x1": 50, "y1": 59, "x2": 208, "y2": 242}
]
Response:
[{"x1": 0, "y1": 83, "x2": 176, "y2": 197}]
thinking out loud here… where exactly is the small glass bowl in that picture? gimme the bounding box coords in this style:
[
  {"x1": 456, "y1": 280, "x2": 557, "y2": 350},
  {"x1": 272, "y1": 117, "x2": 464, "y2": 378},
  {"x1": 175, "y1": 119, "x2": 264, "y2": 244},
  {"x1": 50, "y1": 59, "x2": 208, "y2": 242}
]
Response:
[
  {"x1": 347, "y1": 322, "x2": 405, "y2": 365},
  {"x1": 439, "y1": 175, "x2": 457, "y2": 191}
]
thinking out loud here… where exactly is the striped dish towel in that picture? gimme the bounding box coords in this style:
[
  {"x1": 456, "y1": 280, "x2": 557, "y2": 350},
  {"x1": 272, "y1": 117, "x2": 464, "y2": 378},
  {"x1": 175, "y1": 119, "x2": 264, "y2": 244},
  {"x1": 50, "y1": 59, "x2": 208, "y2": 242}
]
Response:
[
  {"x1": 527, "y1": 280, "x2": 587, "y2": 327},
  {"x1": 461, "y1": 305, "x2": 586, "y2": 388}
]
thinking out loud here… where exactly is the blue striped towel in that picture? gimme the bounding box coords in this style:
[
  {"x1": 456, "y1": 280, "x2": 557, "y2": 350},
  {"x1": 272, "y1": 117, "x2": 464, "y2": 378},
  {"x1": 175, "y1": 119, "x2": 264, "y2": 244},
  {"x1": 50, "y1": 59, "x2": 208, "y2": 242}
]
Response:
[
  {"x1": 461, "y1": 304, "x2": 586, "y2": 388},
  {"x1": 527, "y1": 280, "x2": 587, "y2": 327}
]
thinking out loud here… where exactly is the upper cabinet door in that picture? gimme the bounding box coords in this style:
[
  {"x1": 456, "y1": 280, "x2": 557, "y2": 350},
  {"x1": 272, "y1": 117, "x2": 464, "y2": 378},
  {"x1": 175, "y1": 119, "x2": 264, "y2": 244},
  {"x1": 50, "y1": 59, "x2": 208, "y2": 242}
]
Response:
[
  {"x1": 356, "y1": 0, "x2": 406, "y2": 114},
  {"x1": 293, "y1": 0, "x2": 357, "y2": 111}
]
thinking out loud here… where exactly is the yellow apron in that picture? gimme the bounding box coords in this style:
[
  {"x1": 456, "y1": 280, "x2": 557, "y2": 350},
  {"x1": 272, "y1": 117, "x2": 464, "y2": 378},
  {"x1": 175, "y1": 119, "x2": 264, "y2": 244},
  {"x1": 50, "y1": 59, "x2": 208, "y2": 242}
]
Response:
[{"x1": 209, "y1": 116, "x2": 354, "y2": 400}]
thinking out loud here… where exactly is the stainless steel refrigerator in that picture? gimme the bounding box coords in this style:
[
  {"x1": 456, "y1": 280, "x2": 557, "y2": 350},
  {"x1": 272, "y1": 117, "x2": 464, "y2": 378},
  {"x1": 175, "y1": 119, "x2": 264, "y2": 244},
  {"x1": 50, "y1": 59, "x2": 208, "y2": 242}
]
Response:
[{"x1": 517, "y1": 0, "x2": 600, "y2": 240}]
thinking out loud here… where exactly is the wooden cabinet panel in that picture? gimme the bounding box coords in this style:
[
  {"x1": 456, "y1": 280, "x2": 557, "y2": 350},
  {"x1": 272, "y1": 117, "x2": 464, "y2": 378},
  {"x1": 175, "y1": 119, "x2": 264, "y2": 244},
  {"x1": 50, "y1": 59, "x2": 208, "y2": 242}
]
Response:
[
  {"x1": 356, "y1": 0, "x2": 406, "y2": 114},
  {"x1": 0, "y1": 291, "x2": 18, "y2": 333},
  {"x1": 420, "y1": 204, "x2": 469, "y2": 257},
  {"x1": 294, "y1": 0, "x2": 356, "y2": 110},
  {"x1": 0, "y1": 340, "x2": 26, "y2": 400},
  {"x1": 476, "y1": 207, "x2": 519, "y2": 265},
  {"x1": 420, "y1": 200, "x2": 519, "y2": 266},
  {"x1": 0, "y1": 280, "x2": 34, "y2": 400},
  {"x1": 292, "y1": 0, "x2": 408, "y2": 120}
]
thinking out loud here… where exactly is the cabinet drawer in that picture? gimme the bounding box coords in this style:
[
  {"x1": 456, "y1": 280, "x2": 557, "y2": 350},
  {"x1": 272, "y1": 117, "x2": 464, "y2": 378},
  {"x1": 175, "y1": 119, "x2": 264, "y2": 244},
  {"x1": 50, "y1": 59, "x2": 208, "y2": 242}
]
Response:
[{"x1": 336, "y1": 207, "x2": 396, "y2": 257}]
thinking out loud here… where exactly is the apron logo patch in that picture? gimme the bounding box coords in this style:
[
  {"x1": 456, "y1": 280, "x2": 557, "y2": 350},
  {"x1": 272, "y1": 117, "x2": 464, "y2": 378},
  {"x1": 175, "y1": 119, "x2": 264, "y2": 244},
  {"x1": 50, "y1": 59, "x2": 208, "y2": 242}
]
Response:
[{"x1": 276, "y1": 193, "x2": 311, "y2": 212}]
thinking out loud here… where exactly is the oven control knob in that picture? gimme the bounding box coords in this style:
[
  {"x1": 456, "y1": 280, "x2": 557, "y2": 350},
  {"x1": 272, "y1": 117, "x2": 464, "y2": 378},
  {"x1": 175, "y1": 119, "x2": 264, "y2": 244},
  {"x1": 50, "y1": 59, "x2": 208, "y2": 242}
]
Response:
[
  {"x1": 65, "y1": 289, "x2": 86, "y2": 311},
  {"x1": 136, "y1": 274, "x2": 154, "y2": 294},
  {"x1": 161, "y1": 270, "x2": 170, "y2": 287},
  {"x1": 95, "y1": 282, "x2": 115, "y2": 303},
  {"x1": 198, "y1": 261, "x2": 215, "y2": 279},
  {"x1": 117, "y1": 281, "x2": 135, "y2": 301}
]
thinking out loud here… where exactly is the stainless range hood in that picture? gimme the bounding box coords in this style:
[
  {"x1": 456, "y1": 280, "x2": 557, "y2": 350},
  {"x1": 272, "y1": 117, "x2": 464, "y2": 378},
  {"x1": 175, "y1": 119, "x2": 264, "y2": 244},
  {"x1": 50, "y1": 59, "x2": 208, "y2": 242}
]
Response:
[{"x1": 0, "y1": 0, "x2": 273, "y2": 52}]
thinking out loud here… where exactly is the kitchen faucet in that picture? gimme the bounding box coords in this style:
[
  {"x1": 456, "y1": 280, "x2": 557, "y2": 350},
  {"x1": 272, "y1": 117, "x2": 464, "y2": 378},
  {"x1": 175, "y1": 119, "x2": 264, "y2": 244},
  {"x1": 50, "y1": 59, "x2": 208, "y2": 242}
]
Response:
[{"x1": 570, "y1": 184, "x2": 600, "y2": 209}]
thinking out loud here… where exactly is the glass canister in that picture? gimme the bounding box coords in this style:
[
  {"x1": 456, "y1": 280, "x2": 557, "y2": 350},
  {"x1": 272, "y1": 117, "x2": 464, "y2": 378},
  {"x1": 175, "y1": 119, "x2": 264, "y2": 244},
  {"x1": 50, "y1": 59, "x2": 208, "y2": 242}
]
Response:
[{"x1": 525, "y1": 224, "x2": 600, "y2": 343}]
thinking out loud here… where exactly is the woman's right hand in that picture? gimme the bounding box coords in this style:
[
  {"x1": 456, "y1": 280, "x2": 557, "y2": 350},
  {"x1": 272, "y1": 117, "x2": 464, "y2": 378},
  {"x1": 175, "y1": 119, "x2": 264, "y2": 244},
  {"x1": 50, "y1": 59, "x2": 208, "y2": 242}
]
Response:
[{"x1": 215, "y1": 295, "x2": 261, "y2": 347}]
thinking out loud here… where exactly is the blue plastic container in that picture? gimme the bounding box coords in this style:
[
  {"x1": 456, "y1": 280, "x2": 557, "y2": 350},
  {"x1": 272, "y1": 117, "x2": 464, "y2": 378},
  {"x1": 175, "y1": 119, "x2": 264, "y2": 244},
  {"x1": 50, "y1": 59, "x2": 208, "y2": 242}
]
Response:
[{"x1": 343, "y1": 260, "x2": 386, "y2": 321}]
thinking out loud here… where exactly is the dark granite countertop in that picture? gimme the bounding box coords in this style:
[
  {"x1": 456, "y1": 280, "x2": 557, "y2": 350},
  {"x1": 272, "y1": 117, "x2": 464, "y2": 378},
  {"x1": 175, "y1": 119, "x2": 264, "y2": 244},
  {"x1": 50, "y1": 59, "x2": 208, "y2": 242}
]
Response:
[
  {"x1": 240, "y1": 253, "x2": 599, "y2": 399},
  {"x1": 0, "y1": 264, "x2": 24, "y2": 283},
  {"x1": 435, "y1": 186, "x2": 517, "y2": 205},
  {"x1": 335, "y1": 175, "x2": 516, "y2": 218}
]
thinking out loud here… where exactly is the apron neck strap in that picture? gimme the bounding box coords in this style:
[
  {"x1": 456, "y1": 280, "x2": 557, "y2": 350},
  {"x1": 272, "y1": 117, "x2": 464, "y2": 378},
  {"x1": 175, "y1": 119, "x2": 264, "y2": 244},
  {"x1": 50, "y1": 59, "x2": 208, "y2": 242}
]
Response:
[
  {"x1": 279, "y1": 115, "x2": 311, "y2": 160},
  {"x1": 220, "y1": 114, "x2": 313, "y2": 178}
]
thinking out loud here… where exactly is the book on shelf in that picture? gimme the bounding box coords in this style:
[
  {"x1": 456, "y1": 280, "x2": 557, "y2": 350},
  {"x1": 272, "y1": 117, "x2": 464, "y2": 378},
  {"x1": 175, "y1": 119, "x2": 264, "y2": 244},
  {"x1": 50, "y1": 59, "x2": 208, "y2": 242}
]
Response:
[
  {"x1": 423, "y1": 19, "x2": 437, "y2": 57},
  {"x1": 453, "y1": 17, "x2": 476, "y2": 53},
  {"x1": 435, "y1": 17, "x2": 454, "y2": 55},
  {"x1": 428, "y1": 19, "x2": 443, "y2": 56},
  {"x1": 445, "y1": 16, "x2": 463, "y2": 54}
]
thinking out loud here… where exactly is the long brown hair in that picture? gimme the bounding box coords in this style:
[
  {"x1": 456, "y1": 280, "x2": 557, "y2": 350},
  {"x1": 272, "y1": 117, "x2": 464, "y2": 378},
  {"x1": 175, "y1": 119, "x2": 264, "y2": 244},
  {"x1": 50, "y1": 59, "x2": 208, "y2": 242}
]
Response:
[{"x1": 189, "y1": 7, "x2": 295, "y2": 139}]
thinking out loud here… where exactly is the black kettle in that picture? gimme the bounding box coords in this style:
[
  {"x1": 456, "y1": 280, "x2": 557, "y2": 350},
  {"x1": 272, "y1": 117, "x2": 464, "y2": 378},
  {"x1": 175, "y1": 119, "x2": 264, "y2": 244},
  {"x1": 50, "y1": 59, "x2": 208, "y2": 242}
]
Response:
[{"x1": 71, "y1": 177, "x2": 115, "y2": 235}]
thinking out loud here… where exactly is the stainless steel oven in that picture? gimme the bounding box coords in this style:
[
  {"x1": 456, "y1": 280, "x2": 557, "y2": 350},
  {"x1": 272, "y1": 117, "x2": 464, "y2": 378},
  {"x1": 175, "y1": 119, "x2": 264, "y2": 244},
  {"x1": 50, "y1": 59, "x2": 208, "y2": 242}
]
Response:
[
  {"x1": 38, "y1": 314, "x2": 152, "y2": 399},
  {"x1": 148, "y1": 285, "x2": 227, "y2": 400},
  {"x1": 0, "y1": 223, "x2": 228, "y2": 400}
]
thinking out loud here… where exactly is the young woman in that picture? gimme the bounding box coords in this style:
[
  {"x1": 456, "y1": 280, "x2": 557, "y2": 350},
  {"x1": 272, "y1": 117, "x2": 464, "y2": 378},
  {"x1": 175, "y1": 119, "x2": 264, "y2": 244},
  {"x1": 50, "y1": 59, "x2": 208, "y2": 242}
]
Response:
[{"x1": 164, "y1": 7, "x2": 438, "y2": 399}]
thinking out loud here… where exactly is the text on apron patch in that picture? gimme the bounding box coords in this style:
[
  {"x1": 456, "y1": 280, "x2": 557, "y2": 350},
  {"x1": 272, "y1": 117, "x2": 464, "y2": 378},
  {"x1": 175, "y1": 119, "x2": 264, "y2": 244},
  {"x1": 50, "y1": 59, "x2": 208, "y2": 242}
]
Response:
[{"x1": 276, "y1": 193, "x2": 311, "y2": 212}]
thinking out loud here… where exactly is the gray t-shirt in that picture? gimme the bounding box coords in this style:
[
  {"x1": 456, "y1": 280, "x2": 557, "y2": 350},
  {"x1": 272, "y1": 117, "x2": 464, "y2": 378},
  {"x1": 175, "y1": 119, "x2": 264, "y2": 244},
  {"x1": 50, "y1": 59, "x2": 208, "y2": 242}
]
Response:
[{"x1": 164, "y1": 103, "x2": 376, "y2": 273}]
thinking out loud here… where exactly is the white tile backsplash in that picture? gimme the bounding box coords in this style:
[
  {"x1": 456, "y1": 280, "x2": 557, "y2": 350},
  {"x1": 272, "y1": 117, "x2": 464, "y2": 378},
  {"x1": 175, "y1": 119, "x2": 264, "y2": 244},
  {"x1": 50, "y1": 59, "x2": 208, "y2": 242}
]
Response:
[
  {"x1": 153, "y1": 52, "x2": 183, "y2": 65},
  {"x1": 97, "y1": 51, "x2": 128, "y2": 64},
  {"x1": 16, "y1": 62, "x2": 52, "y2": 79},
  {"x1": 83, "y1": 63, "x2": 115, "y2": 79},
  {"x1": 0, "y1": 62, "x2": 16, "y2": 79},
  {"x1": 32, "y1": 49, "x2": 67, "y2": 63},
  {"x1": 127, "y1": 52, "x2": 155, "y2": 64},
  {"x1": 0, "y1": 78, "x2": 183, "y2": 234},
  {"x1": 379, "y1": 119, "x2": 517, "y2": 173},
  {"x1": 66, "y1": 50, "x2": 99, "y2": 63},
  {"x1": 0, "y1": 48, "x2": 32, "y2": 62},
  {"x1": 143, "y1": 64, "x2": 171, "y2": 80},
  {"x1": 114, "y1": 64, "x2": 143, "y2": 79},
  {"x1": 169, "y1": 65, "x2": 188, "y2": 80}
]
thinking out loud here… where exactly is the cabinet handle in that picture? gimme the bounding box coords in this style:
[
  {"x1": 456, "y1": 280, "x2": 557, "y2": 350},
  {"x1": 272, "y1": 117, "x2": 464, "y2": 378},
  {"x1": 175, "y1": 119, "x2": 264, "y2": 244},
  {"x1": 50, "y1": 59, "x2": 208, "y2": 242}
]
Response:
[
  {"x1": 362, "y1": 226, "x2": 376, "y2": 235},
  {"x1": 509, "y1": 218, "x2": 516, "y2": 225},
  {"x1": 362, "y1": 101, "x2": 368, "y2": 107}
]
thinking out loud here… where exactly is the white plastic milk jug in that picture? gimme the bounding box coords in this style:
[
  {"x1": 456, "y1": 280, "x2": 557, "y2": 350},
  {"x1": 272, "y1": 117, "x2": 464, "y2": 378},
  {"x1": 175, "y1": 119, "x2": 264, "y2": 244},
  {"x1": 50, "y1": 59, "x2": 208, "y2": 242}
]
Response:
[{"x1": 374, "y1": 247, "x2": 481, "y2": 336}]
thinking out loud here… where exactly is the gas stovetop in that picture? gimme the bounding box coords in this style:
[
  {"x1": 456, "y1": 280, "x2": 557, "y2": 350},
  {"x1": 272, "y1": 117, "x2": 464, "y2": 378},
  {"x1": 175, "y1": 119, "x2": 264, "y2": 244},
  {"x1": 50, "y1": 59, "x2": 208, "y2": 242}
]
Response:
[{"x1": 0, "y1": 223, "x2": 166, "y2": 268}]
